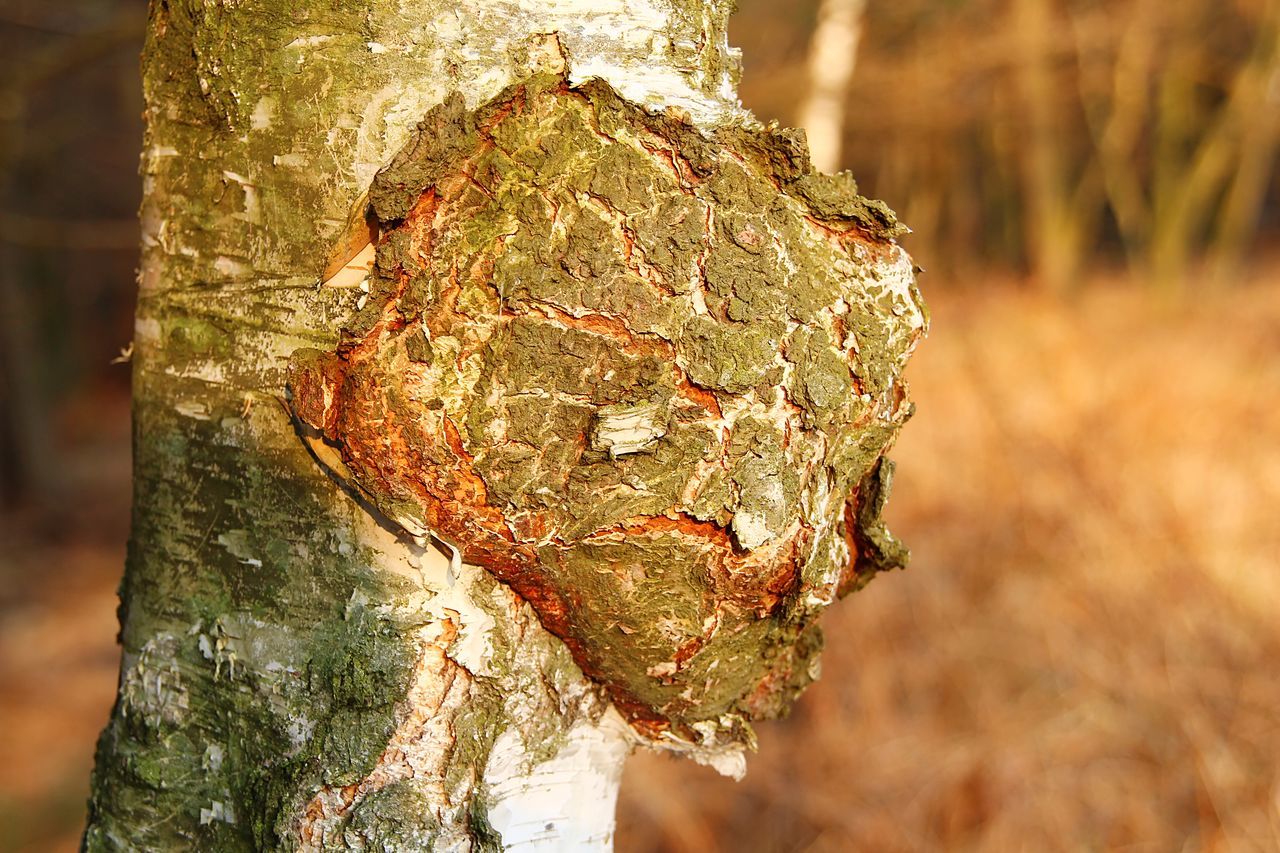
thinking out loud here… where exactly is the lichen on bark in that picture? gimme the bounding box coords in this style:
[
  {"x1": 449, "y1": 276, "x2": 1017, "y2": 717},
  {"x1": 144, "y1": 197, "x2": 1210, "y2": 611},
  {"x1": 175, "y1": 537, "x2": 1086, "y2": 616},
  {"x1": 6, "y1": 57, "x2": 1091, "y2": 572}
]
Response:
[{"x1": 288, "y1": 71, "x2": 926, "y2": 740}]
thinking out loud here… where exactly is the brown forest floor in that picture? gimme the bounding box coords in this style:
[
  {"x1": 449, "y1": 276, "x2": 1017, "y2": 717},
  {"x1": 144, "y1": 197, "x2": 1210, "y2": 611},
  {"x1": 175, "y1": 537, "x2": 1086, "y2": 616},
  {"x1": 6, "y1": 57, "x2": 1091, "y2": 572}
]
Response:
[{"x1": 3, "y1": 275, "x2": 1279, "y2": 852}]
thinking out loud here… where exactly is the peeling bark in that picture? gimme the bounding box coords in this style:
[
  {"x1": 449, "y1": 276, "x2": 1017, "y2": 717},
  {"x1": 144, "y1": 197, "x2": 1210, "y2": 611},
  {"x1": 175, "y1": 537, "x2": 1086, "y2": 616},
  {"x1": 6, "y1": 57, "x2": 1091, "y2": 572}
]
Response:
[{"x1": 85, "y1": 2, "x2": 924, "y2": 850}]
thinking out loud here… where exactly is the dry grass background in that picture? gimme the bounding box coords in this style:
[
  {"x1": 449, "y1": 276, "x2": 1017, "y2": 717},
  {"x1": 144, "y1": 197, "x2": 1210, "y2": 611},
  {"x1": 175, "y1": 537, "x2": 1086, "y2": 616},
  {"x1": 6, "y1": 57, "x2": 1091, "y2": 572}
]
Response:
[
  {"x1": 3, "y1": 272, "x2": 1279, "y2": 851},
  {"x1": 0, "y1": 388, "x2": 129, "y2": 851}
]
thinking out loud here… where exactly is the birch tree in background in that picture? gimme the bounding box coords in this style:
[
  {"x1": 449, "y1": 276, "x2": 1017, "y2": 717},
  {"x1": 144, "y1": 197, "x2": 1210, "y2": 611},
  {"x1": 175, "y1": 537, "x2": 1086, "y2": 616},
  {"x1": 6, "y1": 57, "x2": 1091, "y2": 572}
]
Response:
[
  {"x1": 799, "y1": 0, "x2": 868, "y2": 173},
  {"x1": 84, "y1": 1, "x2": 925, "y2": 849}
]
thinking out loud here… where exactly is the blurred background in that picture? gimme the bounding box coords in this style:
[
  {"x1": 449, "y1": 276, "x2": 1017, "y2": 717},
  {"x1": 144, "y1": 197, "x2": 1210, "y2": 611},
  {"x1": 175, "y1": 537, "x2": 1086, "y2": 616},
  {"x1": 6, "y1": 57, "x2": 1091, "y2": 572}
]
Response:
[{"x1": 1, "y1": 0, "x2": 1278, "y2": 849}]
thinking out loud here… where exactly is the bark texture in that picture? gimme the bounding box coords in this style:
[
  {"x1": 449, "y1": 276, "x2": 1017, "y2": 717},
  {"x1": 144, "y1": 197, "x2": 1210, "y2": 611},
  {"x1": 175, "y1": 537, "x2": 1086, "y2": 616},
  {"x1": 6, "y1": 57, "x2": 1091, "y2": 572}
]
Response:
[{"x1": 86, "y1": 1, "x2": 924, "y2": 850}]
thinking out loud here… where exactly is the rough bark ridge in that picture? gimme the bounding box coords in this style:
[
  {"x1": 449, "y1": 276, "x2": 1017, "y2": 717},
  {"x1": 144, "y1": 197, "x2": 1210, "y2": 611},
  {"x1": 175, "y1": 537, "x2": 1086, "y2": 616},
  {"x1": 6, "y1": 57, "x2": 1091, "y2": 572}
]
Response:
[{"x1": 85, "y1": 1, "x2": 924, "y2": 850}]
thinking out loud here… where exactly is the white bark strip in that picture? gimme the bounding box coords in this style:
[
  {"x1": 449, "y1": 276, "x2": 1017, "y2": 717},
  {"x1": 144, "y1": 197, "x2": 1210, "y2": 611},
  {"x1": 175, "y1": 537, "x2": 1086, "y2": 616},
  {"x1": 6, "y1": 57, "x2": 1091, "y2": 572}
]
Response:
[
  {"x1": 799, "y1": 0, "x2": 868, "y2": 173},
  {"x1": 339, "y1": 0, "x2": 744, "y2": 194},
  {"x1": 484, "y1": 710, "x2": 634, "y2": 851}
]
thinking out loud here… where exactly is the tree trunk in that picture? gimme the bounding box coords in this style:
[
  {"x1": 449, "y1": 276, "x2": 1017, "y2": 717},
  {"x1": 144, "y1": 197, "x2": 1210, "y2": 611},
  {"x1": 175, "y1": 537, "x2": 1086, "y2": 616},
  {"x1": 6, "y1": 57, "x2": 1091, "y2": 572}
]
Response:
[
  {"x1": 798, "y1": 0, "x2": 867, "y2": 174},
  {"x1": 86, "y1": 2, "x2": 926, "y2": 850}
]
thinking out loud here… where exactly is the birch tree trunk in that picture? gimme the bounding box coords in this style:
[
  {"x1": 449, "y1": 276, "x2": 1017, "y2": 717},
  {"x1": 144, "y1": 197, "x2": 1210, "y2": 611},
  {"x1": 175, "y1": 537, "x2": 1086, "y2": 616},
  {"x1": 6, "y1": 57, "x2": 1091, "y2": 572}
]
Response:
[
  {"x1": 85, "y1": 1, "x2": 926, "y2": 850},
  {"x1": 798, "y1": 0, "x2": 867, "y2": 174}
]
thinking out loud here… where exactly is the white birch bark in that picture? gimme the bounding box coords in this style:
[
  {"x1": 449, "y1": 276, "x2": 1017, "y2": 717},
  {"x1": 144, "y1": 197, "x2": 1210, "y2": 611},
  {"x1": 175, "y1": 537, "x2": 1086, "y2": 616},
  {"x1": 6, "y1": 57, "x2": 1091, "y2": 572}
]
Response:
[{"x1": 798, "y1": 0, "x2": 868, "y2": 173}]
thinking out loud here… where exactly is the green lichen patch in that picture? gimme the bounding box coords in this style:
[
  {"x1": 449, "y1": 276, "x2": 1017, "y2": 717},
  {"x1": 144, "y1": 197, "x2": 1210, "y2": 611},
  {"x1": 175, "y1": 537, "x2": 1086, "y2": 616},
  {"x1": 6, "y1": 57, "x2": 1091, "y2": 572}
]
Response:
[
  {"x1": 287, "y1": 71, "x2": 926, "y2": 739},
  {"x1": 679, "y1": 315, "x2": 784, "y2": 394},
  {"x1": 340, "y1": 782, "x2": 441, "y2": 850},
  {"x1": 84, "y1": 388, "x2": 429, "y2": 851}
]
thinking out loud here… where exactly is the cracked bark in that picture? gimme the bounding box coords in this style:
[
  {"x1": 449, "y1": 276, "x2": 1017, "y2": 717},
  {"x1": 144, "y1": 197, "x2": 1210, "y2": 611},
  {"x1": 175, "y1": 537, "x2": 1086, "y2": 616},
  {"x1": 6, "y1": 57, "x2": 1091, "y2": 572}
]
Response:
[{"x1": 85, "y1": 2, "x2": 924, "y2": 850}]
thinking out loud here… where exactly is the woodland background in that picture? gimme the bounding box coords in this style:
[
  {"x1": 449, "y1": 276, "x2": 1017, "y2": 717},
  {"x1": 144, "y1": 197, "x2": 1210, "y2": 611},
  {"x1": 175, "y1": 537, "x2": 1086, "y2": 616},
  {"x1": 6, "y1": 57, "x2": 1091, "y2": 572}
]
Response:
[{"x1": 2, "y1": 0, "x2": 1279, "y2": 850}]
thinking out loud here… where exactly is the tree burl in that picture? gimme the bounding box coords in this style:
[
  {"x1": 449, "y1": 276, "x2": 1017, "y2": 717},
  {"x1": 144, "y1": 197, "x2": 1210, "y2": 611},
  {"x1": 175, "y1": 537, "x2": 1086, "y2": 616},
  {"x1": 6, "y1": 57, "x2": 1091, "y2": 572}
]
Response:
[{"x1": 287, "y1": 73, "x2": 926, "y2": 744}]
